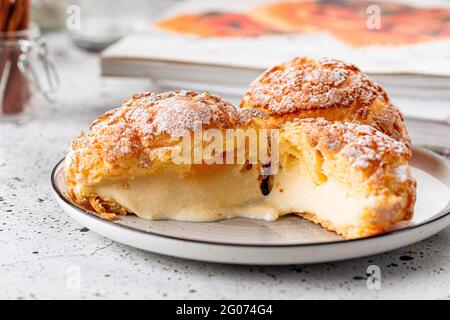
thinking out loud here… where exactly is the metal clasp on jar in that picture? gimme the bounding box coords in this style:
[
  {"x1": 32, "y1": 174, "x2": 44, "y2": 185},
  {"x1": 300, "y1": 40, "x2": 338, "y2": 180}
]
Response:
[{"x1": 17, "y1": 36, "x2": 59, "y2": 102}]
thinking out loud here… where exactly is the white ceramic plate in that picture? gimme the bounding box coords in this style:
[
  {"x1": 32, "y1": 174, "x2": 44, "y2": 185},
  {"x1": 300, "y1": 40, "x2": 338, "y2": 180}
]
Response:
[{"x1": 52, "y1": 147, "x2": 450, "y2": 265}]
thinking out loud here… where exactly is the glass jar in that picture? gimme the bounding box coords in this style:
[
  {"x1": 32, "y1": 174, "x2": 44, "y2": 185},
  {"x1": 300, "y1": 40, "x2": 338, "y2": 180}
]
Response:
[{"x1": 0, "y1": 26, "x2": 59, "y2": 121}]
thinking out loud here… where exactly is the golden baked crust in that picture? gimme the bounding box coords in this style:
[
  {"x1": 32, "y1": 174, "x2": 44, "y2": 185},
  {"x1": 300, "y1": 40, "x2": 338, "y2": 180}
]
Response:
[
  {"x1": 63, "y1": 89, "x2": 416, "y2": 239},
  {"x1": 64, "y1": 90, "x2": 252, "y2": 216},
  {"x1": 241, "y1": 57, "x2": 411, "y2": 149},
  {"x1": 279, "y1": 118, "x2": 416, "y2": 238}
]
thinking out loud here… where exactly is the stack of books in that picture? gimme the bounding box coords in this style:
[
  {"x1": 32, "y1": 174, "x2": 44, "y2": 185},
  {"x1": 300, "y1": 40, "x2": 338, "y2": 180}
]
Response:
[{"x1": 101, "y1": 0, "x2": 450, "y2": 148}]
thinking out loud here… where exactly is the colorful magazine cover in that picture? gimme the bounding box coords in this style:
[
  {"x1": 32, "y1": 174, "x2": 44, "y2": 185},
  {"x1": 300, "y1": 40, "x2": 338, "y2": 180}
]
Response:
[{"x1": 105, "y1": 0, "x2": 450, "y2": 76}]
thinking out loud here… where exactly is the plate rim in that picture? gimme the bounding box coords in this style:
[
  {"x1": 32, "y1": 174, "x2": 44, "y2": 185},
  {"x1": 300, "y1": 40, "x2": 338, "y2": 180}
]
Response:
[{"x1": 51, "y1": 147, "x2": 450, "y2": 248}]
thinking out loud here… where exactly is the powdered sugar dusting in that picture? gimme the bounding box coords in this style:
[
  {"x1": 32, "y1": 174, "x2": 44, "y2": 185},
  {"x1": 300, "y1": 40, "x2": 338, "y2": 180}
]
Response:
[
  {"x1": 295, "y1": 118, "x2": 410, "y2": 169},
  {"x1": 131, "y1": 96, "x2": 214, "y2": 139},
  {"x1": 242, "y1": 57, "x2": 385, "y2": 115},
  {"x1": 394, "y1": 165, "x2": 409, "y2": 182},
  {"x1": 69, "y1": 90, "x2": 243, "y2": 165}
]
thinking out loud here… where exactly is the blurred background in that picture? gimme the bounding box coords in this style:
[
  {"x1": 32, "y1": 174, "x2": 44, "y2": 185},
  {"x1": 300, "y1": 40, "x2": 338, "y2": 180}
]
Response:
[{"x1": 1, "y1": 0, "x2": 450, "y2": 153}]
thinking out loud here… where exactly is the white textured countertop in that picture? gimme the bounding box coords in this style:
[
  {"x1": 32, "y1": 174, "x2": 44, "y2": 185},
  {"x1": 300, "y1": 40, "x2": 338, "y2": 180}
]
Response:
[{"x1": 0, "y1": 33, "x2": 449, "y2": 300}]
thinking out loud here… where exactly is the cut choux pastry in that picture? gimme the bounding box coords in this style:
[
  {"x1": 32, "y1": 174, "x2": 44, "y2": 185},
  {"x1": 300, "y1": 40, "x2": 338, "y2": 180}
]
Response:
[{"x1": 65, "y1": 87, "x2": 415, "y2": 239}]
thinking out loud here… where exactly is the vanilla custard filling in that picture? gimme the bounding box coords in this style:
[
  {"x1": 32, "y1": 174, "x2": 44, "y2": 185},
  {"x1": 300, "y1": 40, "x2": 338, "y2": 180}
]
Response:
[
  {"x1": 93, "y1": 165, "x2": 278, "y2": 221},
  {"x1": 267, "y1": 163, "x2": 375, "y2": 228},
  {"x1": 93, "y1": 161, "x2": 376, "y2": 228}
]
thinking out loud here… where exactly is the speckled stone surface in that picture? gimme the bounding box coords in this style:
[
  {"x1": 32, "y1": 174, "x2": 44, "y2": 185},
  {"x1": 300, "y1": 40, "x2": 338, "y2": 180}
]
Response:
[{"x1": 0, "y1": 33, "x2": 449, "y2": 300}]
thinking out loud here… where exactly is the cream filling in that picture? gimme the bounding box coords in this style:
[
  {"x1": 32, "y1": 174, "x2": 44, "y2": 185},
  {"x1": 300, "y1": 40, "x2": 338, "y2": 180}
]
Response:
[
  {"x1": 267, "y1": 163, "x2": 375, "y2": 228},
  {"x1": 93, "y1": 162, "x2": 375, "y2": 229},
  {"x1": 94, "y1": 165, "x2": 279, "y2": 222}
]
